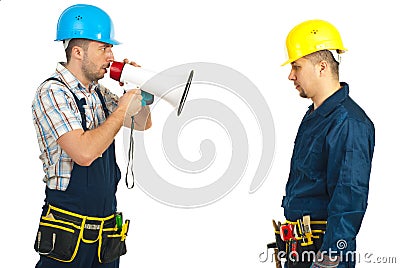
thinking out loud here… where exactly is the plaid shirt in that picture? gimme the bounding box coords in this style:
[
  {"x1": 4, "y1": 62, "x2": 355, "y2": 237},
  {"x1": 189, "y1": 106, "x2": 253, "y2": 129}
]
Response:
[{"x1": 32, "y1": 62, "x2": 119, "y2": 191}]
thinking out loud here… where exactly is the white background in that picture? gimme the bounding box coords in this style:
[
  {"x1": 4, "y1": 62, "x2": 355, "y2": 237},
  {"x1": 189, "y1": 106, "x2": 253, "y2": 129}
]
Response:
[{"x1": 0, "y1": 0, "x2": 398, "y2": 267}]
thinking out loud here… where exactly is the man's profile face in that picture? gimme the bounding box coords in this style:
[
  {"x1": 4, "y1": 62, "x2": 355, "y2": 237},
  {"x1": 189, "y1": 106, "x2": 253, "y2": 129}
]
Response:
[
  {"x1": 288, "y1": 57, "x2": 319, "y2": 99},
  {"x1": 82, "y1": 41, "x2": 114, "y2": 83}
]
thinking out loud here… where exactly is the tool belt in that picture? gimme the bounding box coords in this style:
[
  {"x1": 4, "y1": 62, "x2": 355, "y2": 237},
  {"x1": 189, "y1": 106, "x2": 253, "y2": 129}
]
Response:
[
  {"x1": 272, "y1": 217, "x2": 327, "y2": 268},
  {"x1": 34, "y1": 204, "x2": 130, "y2": 263}
]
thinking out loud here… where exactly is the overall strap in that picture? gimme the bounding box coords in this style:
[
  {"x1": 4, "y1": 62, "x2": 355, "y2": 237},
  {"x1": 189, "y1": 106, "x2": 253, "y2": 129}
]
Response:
[
  {"x1": 42, "y1": 77, "x2": 88, "y2": 131},
  {"x1": 94, "y1": 87, "x2": 110, "y2": 118}
]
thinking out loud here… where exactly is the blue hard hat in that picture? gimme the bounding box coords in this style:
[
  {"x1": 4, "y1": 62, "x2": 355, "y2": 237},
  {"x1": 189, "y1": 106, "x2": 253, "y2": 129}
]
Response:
[{"x1": 55, "y1": 4, "x2": 120, "y2": 45}]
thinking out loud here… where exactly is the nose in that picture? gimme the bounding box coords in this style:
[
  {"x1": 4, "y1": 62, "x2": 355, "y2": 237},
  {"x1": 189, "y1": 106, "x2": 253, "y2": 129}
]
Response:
[
  {"x1": 106, "y1": 49, "x2": 114, "y2": 62},
  {"x1": 288, "y1": 68, "x2": 296, "y2": 81}
]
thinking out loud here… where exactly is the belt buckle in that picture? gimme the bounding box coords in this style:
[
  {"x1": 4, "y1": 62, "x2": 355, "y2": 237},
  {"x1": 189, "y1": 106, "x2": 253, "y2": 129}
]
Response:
[{"x1": 84, "y1": 223, "x2": 101, "y2": 230}]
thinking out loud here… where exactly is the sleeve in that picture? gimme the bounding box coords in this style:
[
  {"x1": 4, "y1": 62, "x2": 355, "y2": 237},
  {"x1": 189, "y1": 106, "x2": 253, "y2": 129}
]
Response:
[
  {"x1": 320, "y1": 117, "x2": 375, "y2": 256},
  {"x1": 33, "y1": 84, "x2": 83, "y2": 140}
]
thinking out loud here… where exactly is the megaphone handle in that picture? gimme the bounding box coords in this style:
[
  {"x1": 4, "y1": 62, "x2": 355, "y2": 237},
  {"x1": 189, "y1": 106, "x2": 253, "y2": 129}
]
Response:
[
  {"x1": 122, "y1": 81, "x2": 140, "y2": 92},
  {"x1": 122, "y1": 82, "x2": 154, "y2": 106}
]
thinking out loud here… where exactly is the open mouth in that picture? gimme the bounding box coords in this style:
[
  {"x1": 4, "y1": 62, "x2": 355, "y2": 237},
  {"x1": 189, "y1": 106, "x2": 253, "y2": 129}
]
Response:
[
  {"x1": 101, "y1": 65, "x2": 109, "y2": 74},
  {"x1": 103, "y1": 64, "x2": 111, "y2": 73}
]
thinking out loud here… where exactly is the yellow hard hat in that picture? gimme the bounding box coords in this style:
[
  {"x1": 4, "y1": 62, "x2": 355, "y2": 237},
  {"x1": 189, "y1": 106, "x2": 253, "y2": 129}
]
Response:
[{"x1": 282, "y1": 19, "x2": 347, "y2": 66}]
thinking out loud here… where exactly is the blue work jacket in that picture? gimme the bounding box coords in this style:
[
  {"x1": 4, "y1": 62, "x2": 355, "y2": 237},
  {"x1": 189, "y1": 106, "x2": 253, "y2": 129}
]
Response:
[{"x1": 282, "y1": 82, "x2": 375, "y2": 254}]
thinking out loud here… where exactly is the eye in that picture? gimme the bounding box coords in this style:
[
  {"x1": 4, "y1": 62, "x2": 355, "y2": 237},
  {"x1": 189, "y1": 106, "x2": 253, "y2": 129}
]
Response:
[{"x1": 292, "y1": 64, "x2": 300, "y2": 70}]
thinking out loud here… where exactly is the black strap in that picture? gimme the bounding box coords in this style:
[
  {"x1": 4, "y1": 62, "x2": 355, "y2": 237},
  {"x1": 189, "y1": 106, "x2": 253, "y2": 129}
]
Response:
[
  {"x1": 94, "y1": 87, "x2": 110, "y2": 118},
  {"x1": 124, "y1": 116, "x2": 135, "y2": 189}
]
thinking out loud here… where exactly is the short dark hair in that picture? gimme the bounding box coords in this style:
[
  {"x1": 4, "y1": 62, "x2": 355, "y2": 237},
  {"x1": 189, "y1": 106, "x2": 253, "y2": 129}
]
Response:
[
  {"x1": 304, "y1": 50, "x2": 340, "y2": 80},
  {"x1": 65, "y1": 39, "x2": 90, "y2": 62}
]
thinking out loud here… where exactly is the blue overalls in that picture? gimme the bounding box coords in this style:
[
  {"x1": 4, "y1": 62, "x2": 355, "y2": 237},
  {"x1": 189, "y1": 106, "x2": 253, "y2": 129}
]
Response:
[{"x1": 36, "y1": 83, "x2": 122, "y2": 268}]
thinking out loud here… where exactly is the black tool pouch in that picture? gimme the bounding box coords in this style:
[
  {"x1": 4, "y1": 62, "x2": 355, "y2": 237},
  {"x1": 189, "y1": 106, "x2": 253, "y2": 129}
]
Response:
[
  {"x1": 34, "y1": 214, "x2": 83, "y2": 262},
  {"x1": 274, "y1": 230, "x2": 287, "y2": 256},
  {"x1": 98, "y1": 219, "x2": 130, "y2": 263}
]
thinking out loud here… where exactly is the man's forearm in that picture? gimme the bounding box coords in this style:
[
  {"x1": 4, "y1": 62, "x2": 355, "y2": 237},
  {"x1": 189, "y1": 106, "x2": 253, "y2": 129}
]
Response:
[
  {"x1": 58, "y1": 107, "x2": 126, "y2": 166},
  {"x1": 83, "y1": 107, "x2": 125, "y2": 151}
]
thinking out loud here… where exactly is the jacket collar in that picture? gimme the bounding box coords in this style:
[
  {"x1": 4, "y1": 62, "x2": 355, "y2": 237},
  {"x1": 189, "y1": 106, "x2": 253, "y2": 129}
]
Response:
[{"x1": 307, "y1": 82, "x2": 349, "y2": 118}]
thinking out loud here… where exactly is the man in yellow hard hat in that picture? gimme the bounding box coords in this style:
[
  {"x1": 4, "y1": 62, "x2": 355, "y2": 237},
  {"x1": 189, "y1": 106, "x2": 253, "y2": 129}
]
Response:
[{"x1": 276, "y1": 20, "x2": 375, "y2": 267}]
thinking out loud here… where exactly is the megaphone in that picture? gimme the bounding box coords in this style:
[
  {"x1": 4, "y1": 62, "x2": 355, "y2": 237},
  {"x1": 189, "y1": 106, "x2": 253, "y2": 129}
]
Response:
[{"x1": 110, "y1": 61, "x2": 194, "y2": 116}]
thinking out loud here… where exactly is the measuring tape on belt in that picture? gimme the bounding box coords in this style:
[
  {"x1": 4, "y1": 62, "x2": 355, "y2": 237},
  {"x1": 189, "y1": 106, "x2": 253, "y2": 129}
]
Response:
[{"x1": 280, "y1": 216, "x2": 327, "y2": 246}]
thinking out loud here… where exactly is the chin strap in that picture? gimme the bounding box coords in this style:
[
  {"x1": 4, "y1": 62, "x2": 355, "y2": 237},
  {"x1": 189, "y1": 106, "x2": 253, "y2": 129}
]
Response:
[{"x1": 330, "y1": 49, "x2": 343, "y2": 64}]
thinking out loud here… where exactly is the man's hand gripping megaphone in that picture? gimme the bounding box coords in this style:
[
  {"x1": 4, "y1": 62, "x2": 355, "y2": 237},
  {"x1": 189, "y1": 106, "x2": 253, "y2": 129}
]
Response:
[{"x1": 114, "y1": 58, "x2": 154, "y2": 107}]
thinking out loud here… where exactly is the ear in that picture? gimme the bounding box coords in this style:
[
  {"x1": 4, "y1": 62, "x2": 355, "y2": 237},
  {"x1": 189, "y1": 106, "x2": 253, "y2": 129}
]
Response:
[
  {"x1": 318, "y1": 60, "x2": 329, "y2": 77},
  {"x1": 71, "y1": 46, "x2": 84, "y2": 60}
]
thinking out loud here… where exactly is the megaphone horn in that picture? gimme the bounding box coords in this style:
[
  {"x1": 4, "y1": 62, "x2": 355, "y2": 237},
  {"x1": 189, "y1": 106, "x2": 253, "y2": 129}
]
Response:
[{"x1": 110, "y1": 61, "x2": 194, "y2": 116}]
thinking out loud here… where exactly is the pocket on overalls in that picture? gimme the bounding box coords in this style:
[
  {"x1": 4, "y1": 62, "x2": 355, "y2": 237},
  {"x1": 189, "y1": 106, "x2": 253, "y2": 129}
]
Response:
[
  {"x1": 34, "y1": 213, "x2": 83, "y2": 262},
  {"x1": 98, "y1": 219, "x2": 130, "y2": 263}
]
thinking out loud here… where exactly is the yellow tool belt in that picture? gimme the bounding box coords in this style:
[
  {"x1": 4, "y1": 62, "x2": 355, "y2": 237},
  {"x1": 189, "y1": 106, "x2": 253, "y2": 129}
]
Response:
[
  {"x1": 34, "y1": 204, "x2": 130, "y2": 263},
  {"x1": 271, "y1": 217, "x2": 327, "y2": 267},
  {"x1": 274, "y1": 219, "x2": 327, "y2": 242}
]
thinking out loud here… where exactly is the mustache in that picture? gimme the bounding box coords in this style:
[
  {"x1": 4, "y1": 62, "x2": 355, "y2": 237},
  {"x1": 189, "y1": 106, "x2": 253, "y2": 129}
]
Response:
[{"x1": 103, "y1": 63, "x2": 111, "y2": 69}]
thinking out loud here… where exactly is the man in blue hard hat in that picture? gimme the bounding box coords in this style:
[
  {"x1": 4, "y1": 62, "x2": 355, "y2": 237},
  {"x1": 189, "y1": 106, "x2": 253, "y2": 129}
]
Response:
[{"x1": 32, "y1": 4, "x2": 151, "y2": 267}]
